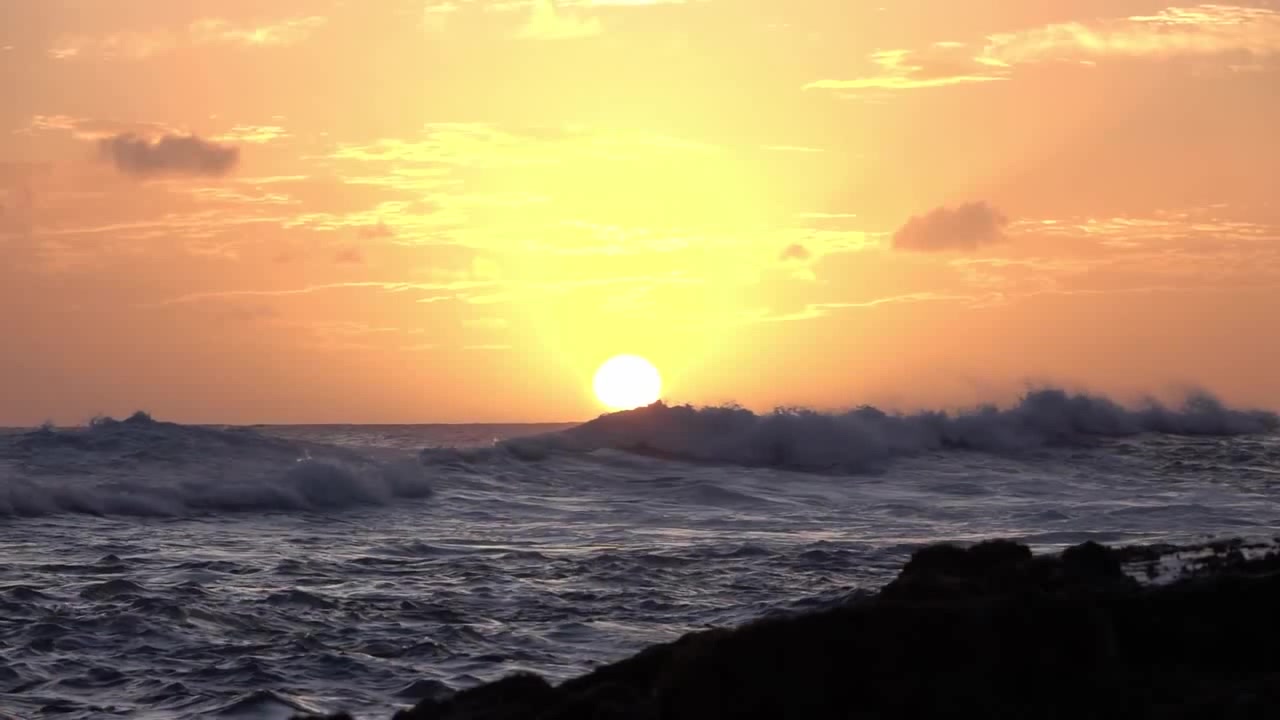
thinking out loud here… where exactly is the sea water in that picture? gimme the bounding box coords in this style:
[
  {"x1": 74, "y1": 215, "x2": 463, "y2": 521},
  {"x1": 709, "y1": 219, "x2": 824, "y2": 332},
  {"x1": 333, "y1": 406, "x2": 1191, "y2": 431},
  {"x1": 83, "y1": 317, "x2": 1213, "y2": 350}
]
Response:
[{"x1": 1, "y1": 391, "x2": 1277, "y2": 718}]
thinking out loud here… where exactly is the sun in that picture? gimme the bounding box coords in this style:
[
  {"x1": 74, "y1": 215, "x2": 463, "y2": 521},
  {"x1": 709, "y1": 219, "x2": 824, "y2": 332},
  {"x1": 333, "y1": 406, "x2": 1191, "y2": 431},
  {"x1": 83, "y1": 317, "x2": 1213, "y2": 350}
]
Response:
[{"x1": 593, "y1": 355, "x2": 662, "y2": 411}]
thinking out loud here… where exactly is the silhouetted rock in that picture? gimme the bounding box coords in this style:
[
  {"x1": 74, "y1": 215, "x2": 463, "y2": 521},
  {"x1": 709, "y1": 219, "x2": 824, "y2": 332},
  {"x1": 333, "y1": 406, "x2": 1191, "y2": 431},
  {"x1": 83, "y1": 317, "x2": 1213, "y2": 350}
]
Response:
[
  {"x1": 393, "y1": 673, "x2": 556, "y2": 720},
  {"x1": 1061, "y1": 539, "x2": 1123, "y2": 576},
  {"x1": 394, "y1": 679, "x2": 454, "y2": 702},
  {"x1": 901, "y1": 537, "x2": 1033, "y2": 577},
  {"x1": 292, "y1": 538, "x2": 1280, "y2": 719}
]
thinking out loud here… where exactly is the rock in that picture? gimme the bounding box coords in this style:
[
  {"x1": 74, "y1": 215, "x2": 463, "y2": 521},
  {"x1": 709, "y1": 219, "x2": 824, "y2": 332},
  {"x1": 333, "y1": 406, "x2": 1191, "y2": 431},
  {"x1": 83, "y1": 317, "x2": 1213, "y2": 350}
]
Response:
[
  {"x1": 1061, "y1": 540, "x2": 1124, "y2": 580},
  {"x1": 394, "y1": 679, "x2": 454, "y2": 702},
  {"x1": 393, "y1": 673, "x2": 556, "y2": 720},
  {"x1": 283, "y1": 538, "x2": 1280, "y2": 719},
  {"x1": 900, "y1": 537, "x2": 1033, "y2": 578}
]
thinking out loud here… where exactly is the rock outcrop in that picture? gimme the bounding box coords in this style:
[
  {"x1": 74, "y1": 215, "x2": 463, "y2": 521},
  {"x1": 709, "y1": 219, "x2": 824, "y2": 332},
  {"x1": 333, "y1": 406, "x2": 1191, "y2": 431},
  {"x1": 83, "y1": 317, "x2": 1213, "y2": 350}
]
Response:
[{"x1": 296, "y1": 538, "x2": 1280, "y2": 719}]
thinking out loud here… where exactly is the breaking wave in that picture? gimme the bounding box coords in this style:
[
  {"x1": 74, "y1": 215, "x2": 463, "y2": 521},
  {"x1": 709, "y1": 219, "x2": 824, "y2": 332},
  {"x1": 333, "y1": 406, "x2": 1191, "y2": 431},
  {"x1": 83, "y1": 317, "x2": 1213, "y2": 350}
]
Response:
[
  {"x1": 5, "y1": 390, "x2": 1276, "y2": 518},
  {"x1": 0, "y1": 412, "x2": 433, "y2": 518},
  {"x1": 493, "y1": 389, "x2": 1279, "y2": 472}
]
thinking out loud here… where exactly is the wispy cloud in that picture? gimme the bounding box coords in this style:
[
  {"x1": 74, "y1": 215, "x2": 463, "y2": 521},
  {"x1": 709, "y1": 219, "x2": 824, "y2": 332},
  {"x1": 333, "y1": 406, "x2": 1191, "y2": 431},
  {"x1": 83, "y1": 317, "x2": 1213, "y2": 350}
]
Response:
[
  {"x1": 810, "y1": 5, "x2": 1280, "y2": 92},
  {"x1": 333, "y1": 247, "x2": 364, "y2": 264},
  {"x1": 807, "y1": 47, "x2": 1009, "y2": 91},
  {"x1": 538, "y1": 220, "x2": 694, "y2": 255},
  {"x1": 458, "y1": 272, "x2": 701, "y2": 306},
  {"x1": 751, "y1": 293, "x2": 981, "y2": 324},
  {"x1": 214, "y1": 125, "x2": 290, "y2": 144},
  {"x1": 519, "y1": 0, "x2": 602, "y2": 39},
  {"x1": 280, "y1": 199, "x2": 458, "y2": 243},
  {"x1": 424, "y1": 0, "x2": 686, "y2": 34},
  {"x1": 779, "y1": 243, "x2": 812, "y2": 262},
  {"x1": 989, "y1": 5, "x2": 1280, "y2": 64},
  {"x1": 562, "y1": 0, "x2": 695, "y2": 5},
  {"x1": 329, "y1": 123, "x2": 714, "y2": 167},
  {"x1": 49, "y1": 16, "x2": 326, "y2": 60},
  {"x1": 1018, "y1": 208, "x2": 1279, "y2": 247},
  {"x1": 798, "y1": 212, "x2": 859, "y2": 220},
  {"x1": 762, "y1": 144, "x2": 825, "y2": 154},
  {"x1": 774, "y1": 227, "x2": 883, "y2": 257},
  {"x1": 464, "y1": 317, "x2": 510, "y2": 329},
  {"x1": 158, "y1": 280, "x2": 498, "y2": 306},
  {"x1": 357, "y1": 221, "x2": 395, "y2": 240},
  {"x1": 189, "y1": 17, "x2": 326, "y2": 47},
  {"x1": 320, "y1": 122, "x2": 723, "y2": 252},
  {"x1": 940, "y1": 208, "x2": 1280, "y2": 302},
  {"x1": 25, "y1": 115, "x2": 178, "y2": 142},
  {"x1": 28, "y1": 114, "x2": 288, "y2": 148}
]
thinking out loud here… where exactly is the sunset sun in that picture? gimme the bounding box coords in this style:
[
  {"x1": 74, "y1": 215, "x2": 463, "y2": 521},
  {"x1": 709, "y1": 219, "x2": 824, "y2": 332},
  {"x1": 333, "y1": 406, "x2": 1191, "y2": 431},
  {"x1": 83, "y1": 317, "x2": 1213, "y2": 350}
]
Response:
[{"x1": 593, "y1": 355, "x2": 662, "y2": 411}]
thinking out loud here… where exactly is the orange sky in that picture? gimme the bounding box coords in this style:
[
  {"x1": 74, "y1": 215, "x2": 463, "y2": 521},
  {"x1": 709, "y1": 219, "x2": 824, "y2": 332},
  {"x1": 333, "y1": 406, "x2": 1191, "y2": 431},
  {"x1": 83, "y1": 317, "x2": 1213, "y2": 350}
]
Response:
[{"x1": 2, "y1": 0, "x2": 1278, "y2": 424}]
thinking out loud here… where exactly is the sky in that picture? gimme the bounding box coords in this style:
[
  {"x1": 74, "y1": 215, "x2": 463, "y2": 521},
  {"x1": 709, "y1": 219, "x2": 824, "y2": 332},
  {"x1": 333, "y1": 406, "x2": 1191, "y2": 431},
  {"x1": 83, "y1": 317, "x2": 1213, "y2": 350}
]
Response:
[{"x1": 1, "y1": 0, "x2": 1278, "y2": 424}]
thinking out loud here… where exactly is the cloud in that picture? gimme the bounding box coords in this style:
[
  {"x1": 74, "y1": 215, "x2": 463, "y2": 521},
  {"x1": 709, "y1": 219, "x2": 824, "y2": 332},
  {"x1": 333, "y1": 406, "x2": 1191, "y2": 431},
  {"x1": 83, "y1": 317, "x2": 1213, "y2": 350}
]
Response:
[
  {"x1": 988, "y1": 5, "x2": 1280, "y2": 64},
  {"x1": 214, "y1": 125, "x2": 289, "y2": 144},
  {"x1": 563, "y1": 0, "x2": 695, "y2": 5},
  {"x1": 26, "y1": 115, "x2": 179, "y2": 142},
  {"x1": 49, "y1": 16, "x2": 326, "y2": 60},
  {"x1": 809, "y1": 5, "x2": 1280, "y2": 93},
  {"x1": 744, "y1": 293, "x2": 981, "y2": 325},
  {"x1": 893, "y1": 202, "x2": 1009, "y2": 253},
  {"x1": 775, "y1": 227, "x2": 882, "y2": 258},
  {"x1": 98, "y1": 133, "x2": 240, "y2": 178},
  {"x1": 1025, "y1": 211, "x2": 1276, "y2": 246},
  {"x1": 807, "y1": 46, "x2": 1009, "y2": 91},
  {"x1": 30, "y1": 116, "x2": 285, "y2": 149},
  {"x1": 334, "y1": 247, "x2": 364, "y2": 264},
  {"x1": 798, "y1": 212, "x2": 859, "y2": 220},
  {"x1": 158, "y1": 280, "x2": 499, "y2": 306},
  {"x1": 464, "y1": 317, "x2": 510, "y2": 330},
  {"x1": 189, "y1": 16, "x2": 326, "y2": 47},
  {"x1": 425, "y1": 0, "x2": 689, "y2": 34},
  {"x1": 763, "y1": 145, "x2": 825, "y2": 153},
  {"x1": 329, "y1": 123, "x2": 715, "y2": 168},
  {"x1": 779, "y1": 243, "x2": 811, "y2": 262},
  {"x1": 520, "y1": 0, "x2": 602, "y2": 39},
  {"x1": 422, "y1": 2, "x2": 459, "y2": 31},
  {"x1": 357, "y1": 221, "x2": 395, "y2": 240}
]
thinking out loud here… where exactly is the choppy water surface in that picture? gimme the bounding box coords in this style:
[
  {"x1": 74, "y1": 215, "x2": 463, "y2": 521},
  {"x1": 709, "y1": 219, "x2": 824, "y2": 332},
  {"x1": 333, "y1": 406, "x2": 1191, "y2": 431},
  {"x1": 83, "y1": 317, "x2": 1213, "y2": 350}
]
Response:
[{"x1": 1, "y1": 393, "x2": 1278, "y2": 718}]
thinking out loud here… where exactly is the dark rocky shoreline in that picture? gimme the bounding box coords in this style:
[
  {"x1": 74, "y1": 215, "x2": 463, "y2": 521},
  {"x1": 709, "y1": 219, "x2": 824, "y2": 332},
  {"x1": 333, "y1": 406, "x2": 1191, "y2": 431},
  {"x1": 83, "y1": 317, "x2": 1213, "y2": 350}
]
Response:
[{"x1": 296, "y1": 537, "x2": 1280, "y2": 720}]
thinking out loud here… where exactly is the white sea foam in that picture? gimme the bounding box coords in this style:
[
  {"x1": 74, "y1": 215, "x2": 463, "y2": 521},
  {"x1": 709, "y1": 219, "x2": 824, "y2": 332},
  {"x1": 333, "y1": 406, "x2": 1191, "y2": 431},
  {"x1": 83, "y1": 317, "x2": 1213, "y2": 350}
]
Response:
[
  {"x1": 0, "y1": 412, "x2": 432, "y2": 517},
  {"x1": 3, "y1": 390, "x2": 1275, "y2": 517},
  {"x1": 504, "y1": 389, "x2": 1278, "y2": 471}
]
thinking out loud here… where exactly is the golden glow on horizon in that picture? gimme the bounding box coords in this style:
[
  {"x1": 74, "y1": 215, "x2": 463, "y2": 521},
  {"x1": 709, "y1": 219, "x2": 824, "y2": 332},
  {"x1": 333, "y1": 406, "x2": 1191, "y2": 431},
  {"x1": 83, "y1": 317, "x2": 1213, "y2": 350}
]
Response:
[{"x1": 593, "y1": 355, "x2": 662, "y2": 411}]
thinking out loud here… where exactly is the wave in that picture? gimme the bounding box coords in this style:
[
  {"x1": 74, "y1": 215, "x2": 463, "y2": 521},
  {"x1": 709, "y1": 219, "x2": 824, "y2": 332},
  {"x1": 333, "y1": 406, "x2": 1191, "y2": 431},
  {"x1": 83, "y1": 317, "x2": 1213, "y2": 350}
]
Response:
[
  {"x1": 493, "y1": 389, "x2": 1278, "y2": 472},
  {"x1": 0, "y1": 412, "x2": 432, "y2": 518}
]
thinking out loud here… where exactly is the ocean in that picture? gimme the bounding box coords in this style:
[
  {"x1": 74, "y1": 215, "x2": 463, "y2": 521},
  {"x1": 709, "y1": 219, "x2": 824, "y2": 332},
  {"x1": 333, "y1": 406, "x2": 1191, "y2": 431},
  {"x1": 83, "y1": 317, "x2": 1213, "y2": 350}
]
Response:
[{"x1": 1, "y1": 390, "x2": 1277, "y2": 719}]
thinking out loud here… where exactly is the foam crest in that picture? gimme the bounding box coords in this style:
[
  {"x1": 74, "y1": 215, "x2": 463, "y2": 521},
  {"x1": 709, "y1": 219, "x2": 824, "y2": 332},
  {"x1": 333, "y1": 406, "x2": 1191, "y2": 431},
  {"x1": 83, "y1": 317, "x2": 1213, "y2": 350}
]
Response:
[
  {"x1": 505, "y1": 389, "x2": 1278, "y2": 472},
  {"x1": 0, "y1": 413, "x2": 433, "y2": 517}
]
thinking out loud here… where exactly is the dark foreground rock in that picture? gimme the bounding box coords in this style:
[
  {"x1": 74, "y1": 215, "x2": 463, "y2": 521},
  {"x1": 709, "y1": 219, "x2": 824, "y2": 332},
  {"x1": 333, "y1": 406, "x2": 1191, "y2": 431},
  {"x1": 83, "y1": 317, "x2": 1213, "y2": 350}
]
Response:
[{"x1": 296, "y1": 538, "x2": 1280, "y2": 720}]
